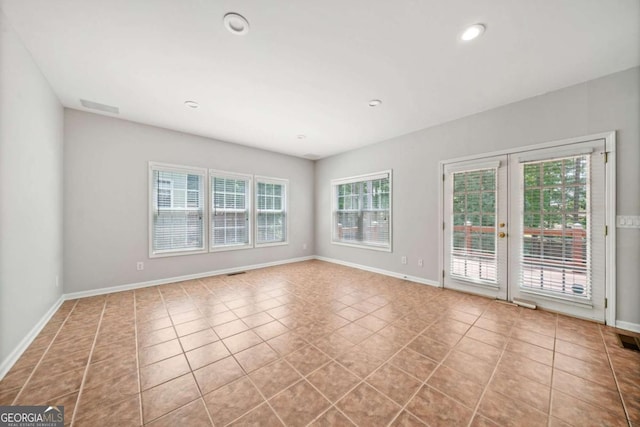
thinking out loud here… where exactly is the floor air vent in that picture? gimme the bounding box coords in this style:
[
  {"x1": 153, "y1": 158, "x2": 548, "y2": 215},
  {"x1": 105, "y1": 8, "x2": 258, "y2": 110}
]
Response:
[
  {"x1": 617, "y1": 333, "x2": 640, "y2": 352},
  {"x1": 227, "y1": 271, "x2": 246, "y2": 276}
]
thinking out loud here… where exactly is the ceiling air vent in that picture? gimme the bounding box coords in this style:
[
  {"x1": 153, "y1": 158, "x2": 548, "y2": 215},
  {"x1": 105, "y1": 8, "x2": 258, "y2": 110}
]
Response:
[{"x1": 80, "y1": 99, "x2": 119, "y2": 114}]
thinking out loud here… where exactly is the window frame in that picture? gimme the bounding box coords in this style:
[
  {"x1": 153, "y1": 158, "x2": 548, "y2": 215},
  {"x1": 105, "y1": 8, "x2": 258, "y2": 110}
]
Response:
[
  {"x1": 148, "y1": 162, "x2": 208, "y2": 258},
  {"x1": 254, "y1": 175, "x2": 289, "y2": 247},
  {"x1": 515, "y1": 147, "x2": 596, "y2": 303},
  {"x1": 209, "y1": 169, "x2": 253, "y2": 252},
  {"x1": 331, "y1": 170, "x2": 393, "y2": 252},
  {"x1": 156, "y1": 178, "x2": 173, "y2": 208}
]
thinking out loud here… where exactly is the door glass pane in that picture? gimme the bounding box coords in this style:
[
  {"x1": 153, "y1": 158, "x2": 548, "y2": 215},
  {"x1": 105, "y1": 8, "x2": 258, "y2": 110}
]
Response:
[
  {"x1": 520, "y1": 155, "x2": 590, "y2": 298},
  {"x1": 450, "y1": 168, "x2": 498, "y2": 283}
]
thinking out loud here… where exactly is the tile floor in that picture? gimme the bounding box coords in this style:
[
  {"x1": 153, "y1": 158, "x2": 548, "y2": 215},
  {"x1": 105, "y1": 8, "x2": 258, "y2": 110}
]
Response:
[{"x1": 0, "y1": 260, "x2": 638, "y2": 426}]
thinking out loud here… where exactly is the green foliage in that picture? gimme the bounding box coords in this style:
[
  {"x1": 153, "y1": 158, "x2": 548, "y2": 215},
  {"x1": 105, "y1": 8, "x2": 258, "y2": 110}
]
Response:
[
  {"x1": 452, "y1": 169, "x2": 497, "y2": 252},
  {"x1": 523, "y1": 155, "x2": 588, "y2": 229},
  {"x1": 452, "y1": 156, "x2": 589, "y2": 253}
]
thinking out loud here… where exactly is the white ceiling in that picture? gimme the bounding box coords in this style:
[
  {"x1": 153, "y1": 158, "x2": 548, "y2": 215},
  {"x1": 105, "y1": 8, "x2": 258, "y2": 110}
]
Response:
[{"x1": 2, "y1": 1, "x2": 639, "y2": 159}]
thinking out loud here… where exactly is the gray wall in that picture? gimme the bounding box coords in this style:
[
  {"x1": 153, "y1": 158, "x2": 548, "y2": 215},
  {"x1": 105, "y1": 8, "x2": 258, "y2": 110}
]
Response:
[
  {"x1": 63, "y1": 110, "x2": 315, "y2": 293},
  {"x1": 0, "y1": 13, "x2": 64, "y2": 363},
  {"x1": 315, "y1": 67, "x2": 640, "y2": 326}
]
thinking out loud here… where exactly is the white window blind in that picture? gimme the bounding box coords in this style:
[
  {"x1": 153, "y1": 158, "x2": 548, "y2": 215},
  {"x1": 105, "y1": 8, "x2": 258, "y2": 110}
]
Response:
[
  {"x1": 519, "y1": 154, "x2": 592, "y2": 299},
  {"x1": 150, "y1": 163, "x2": 206, "y2": 256},
  {"x1": 450, "y1": 168, "x2": 498, "y2": 283},
  {"x1": 332, "y1": 171, "x2": 392, "y2": 250},
  {"x1": 255, "y1": 177, "x2": 287, "y2": 245},
  {"x1": 211, "y1": 171, "x2": 251, "y2": 250}
]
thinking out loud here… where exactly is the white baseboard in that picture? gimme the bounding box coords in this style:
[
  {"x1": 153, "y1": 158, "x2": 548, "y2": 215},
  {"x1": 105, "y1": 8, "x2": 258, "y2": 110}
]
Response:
[
  {"x1": 0, "y1": 295, "x2": 64, "y2": 380},
  {"x1": 1, "y1": 256, "x2": 314, "y2": 380},
  {"x1": 314, "y1": 256, "x2": 441, "y2": 288},
  {"x1": 4, "y1": 255, "x2": 635, "y2": 382},
  {"x1": 615, "y1": 320, "x2": 640, "y2": 333},
  {"x1": 64, "y1": 256, "x2": 316, "y2": 300}
]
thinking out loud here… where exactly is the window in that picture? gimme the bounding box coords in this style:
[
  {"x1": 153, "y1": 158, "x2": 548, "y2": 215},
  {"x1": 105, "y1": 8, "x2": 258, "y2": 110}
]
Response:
[
  {"x1": 450, "y1": 167, "x2": 498, "y2": 283},
  {"x1": 255, "y1": 176, "x2": 288, "y2": 245},
  {"x1": 520, "y1": 154, "x2": 591, "y2": 298},
  {"x1": 332, "y1": 170, "x2": 392, "y2": 251},
  {"x1": 157, "y1": 179, "x2": 172, "y2": 208},
  {"x1": 210, "y1": 171, "x2": 252, "y2": 250},
  {"x1": 149, "y1": 163, "x2": 206, "y2": 256}
]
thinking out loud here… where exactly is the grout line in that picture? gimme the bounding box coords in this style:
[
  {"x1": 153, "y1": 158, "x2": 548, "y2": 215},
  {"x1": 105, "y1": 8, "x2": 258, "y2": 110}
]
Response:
[
  {"x1": 222, "y1": 282, "x2": 383, "y2": 424},
  {"x1": 175, "y1": 277, "x2": 293, "y2": 426},
  {"x1": 69, "y1": 297, "x2": 108, "y2": 426},
  {"x1": 387, "y1": 302, "x2": 489, "y2": 426},
  {"x1": 210, "y1": 308, "x2": 381, "y2": 426},
  {"x1": 11, "y1": 300, "x2": 79, "y2": 405},
  {"x1": 133, "y1": 289, "x2": 144, "y2": 426},
  {"x1": 304, "y1": 294, "x2": 461, "y2": 426},
  {"x1": 464, "y1": 305, "x2": 520, "y2": 427},
  {"x1": 546, "y1": 312, "x2": 559, "y2": 427},
  {"x1": 233, "y1": 362, "x2": 294, "y2": 427},
  {"x1": 148, "y1": 283, "x2": 209, "y2": 426},
  {"x1": 13, "y1": 264, "x2": 630, "y2": 427},
  {"x1": 175, "y1": 281, "x2": 219, "y2": 427},
  {"x1": 599, "y1": 325, "x2": 633, "y2": 427},
  {"x1": 552, "y1": 322, "x2": 632, "y2": 422}
]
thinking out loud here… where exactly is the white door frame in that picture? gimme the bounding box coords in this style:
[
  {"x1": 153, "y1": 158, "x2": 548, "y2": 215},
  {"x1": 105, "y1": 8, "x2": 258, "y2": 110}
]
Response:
[
  {"x1": 438, "y1": 131, "x2": 616, "y2": 325},
  {"x1": 442, "y1": 156, "x2": 509, "y2": 300}
]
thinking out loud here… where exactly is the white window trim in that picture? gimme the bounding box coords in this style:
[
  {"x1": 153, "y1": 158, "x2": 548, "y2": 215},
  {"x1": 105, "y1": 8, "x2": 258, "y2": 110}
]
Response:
[
  {"x1": 331, "y1": 169, "x2": 393, "y2": 252},
  {"x1": 254, "y1": 175, "x2": 289, "y2": 247},
  {"x1": 209, "y1": 169, "x2": 253, "y2": 252},
  {"x1": 148, "y1": 161, "x2": 208, "y2": 258}
]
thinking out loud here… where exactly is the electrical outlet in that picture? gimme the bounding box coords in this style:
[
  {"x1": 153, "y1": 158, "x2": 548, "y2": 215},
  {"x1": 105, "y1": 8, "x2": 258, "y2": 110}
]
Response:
[
  {"x1": 303, "y1": 243, "x2": 307, "y2": 250},
  {"x1": 418, "y1": 259, "x2": 424, "y2": 267},
  {"x1": 617, "y1": 215, "x2": 640, "y2": 228},
  {"x1": 137, "y1": 262, "x2": 144, "y2": 271},
  {"x1": 55, "y1": 275, "x2": 59, "y2": 288},
  {"x1": 401, "y1": 256, "x2": 407, "y2": 265}
]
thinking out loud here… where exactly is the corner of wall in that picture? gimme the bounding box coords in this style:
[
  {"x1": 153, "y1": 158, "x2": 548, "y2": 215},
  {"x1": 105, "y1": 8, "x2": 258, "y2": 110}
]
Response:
[{"x1": 0, "y1": 10, "x2": 65, "y2": 376}]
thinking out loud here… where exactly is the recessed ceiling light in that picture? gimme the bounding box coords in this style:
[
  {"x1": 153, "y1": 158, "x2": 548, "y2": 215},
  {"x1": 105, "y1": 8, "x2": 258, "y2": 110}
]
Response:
[
  {"x1": 224, "y1": 13, "x2": 249, "y2": 35},
  {"x1": 184, "y1": 101, "x2": 199, "y2": 109},
  {"x1": 368, "y1": 99, "x2": 382, "y2": 107},
  {"x1": 461, "y1": 24, "x2": 486, "y2": 41},
  {"x1": 297, "y1": 134, "x2": 306, "y2": 140}
]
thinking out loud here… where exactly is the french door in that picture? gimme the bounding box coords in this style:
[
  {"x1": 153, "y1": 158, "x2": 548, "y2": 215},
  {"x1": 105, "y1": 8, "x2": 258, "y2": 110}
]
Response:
[{"x1": 443, "y1": 138, "x2": 608, "y2": 321}]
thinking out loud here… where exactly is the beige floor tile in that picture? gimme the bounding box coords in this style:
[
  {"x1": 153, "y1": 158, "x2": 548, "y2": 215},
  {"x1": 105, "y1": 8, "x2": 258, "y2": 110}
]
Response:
[
  {"x1": 146, "y1": 398, "x2": 212, "y2": 427},
  {"x1": 141, "y1": 373, "x2": 200, "y2": 423},
  {"x1": 367, "y1": 363, "x2": 422, "y2": 406},
  {"x1": 203, "y1": 376, "x2": 264, "y2": 426},
  {"x1": 193, "y1": 355, "x2": 245, "y2": 395},
  {"x1": 5, "y1": 261, "x2": 636, "y2": 427},
  {"x1": 270, "y1": 380, "x2": 331, "y2": 427},
  {"x1": 228, "y1": 402, "x2": 283, "y2": 426},
  {"x1": 337, "y1": 383, "x2": 401, "y2": 426},
  {"x1": 308, "y1": 361, "x2": 360, "y2": 402},
  {"x1": 406, "y1": 385, "x2": 473, "y2": 427},
  {"x1": 250, "y1": 359, "x2": 302, "y2": 399}
]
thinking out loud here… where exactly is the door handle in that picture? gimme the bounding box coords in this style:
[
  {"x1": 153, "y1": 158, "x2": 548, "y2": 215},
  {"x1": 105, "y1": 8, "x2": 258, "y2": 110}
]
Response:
[{"x1": 498, "y1": 232, "x2": 506, "y2": 238}]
